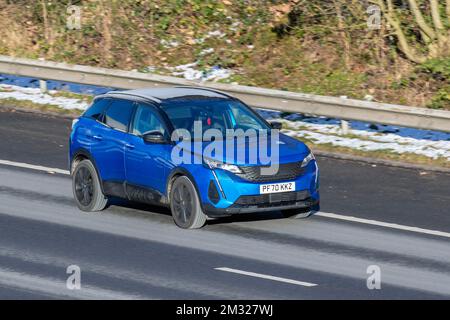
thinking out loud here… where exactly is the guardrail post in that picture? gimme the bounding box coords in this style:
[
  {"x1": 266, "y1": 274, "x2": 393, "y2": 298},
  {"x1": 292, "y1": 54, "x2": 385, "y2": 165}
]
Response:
[
  {"x1": 340, "y1": 120, "x2": 349, "y2": 135},
  {"x1": 339, "y1": 96, "x2": 350, "y2": 135},
  {"x1": 39, "y1": 80, "x2": 47, "y2": 93}
]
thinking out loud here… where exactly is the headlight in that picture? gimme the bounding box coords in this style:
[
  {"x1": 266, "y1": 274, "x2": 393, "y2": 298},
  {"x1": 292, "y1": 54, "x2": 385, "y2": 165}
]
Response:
[
  {"x1": 71, "y1": 118, "x2": 79, "y2": 129},
  {"x1": 301, "y1": 152, "x2": 315, "y2": 168},
  {"x1": 204, "y1": 158, "x2": 242, "y2": 174}
]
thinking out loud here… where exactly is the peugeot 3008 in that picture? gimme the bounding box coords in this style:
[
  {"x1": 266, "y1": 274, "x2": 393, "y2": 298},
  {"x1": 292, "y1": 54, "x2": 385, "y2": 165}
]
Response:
[{"x1": 69, "y1": 87, "x2": 319, "y2": 229}]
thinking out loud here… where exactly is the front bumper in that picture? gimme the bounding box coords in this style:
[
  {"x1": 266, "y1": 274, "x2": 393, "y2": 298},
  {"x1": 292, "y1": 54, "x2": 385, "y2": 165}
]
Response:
[
  {"x1": 193, "y1": 161, "x2": 320, "y2": 217},
  {"x1": 204, "y1": 195, "x2": 319, "y2": 217}
]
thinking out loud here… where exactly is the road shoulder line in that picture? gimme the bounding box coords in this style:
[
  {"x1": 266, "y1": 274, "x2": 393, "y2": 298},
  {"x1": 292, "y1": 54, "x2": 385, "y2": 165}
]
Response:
[
  {"x1": 316, "y1": 211, "x2": 450, "y2": 239},
  {"x1": 0, "y1": 159, "x2": 70, "y2": 175}
]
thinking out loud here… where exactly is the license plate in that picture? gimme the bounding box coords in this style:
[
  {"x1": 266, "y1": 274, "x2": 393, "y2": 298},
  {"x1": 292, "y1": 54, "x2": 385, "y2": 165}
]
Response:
[{"x1": 260, "y1": 182, "x2": 295, "y2": 194}]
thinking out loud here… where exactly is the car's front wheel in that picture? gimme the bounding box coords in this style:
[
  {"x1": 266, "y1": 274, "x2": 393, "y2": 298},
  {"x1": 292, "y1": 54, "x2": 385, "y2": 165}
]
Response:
[
  {"x1": 170, "y1": 176, "x2": 207, "y2": 229},
  {"x1": 72, "y1": 159, "x2": 108, "y2": 212}
]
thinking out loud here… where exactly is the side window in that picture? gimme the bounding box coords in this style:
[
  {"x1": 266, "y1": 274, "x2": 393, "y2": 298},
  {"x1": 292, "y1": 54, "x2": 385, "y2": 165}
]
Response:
[
  {"x1": 132, "y1": 104, "x2": 166, "y2": 136},
  {"x1": 83, "y1": 98, "x2": 110, "y2": 120},
  {"x1": 104, "y1": 99, "x2": 135, "y2": 132}
]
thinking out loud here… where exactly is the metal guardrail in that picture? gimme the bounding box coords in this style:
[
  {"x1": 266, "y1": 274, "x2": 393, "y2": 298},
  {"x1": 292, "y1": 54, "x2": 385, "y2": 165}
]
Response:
[{"x1": 0, "y1": 55, "x2": 449, "y2": 132}]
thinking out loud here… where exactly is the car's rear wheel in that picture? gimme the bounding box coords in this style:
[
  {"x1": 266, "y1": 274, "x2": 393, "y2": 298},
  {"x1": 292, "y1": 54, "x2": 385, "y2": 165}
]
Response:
[
  {"x1": 170, "y1": 176, "x2": 207, "y2": 229},
  {"x1": 72, "y1": 159, "x2": 108, "y2": 212}
]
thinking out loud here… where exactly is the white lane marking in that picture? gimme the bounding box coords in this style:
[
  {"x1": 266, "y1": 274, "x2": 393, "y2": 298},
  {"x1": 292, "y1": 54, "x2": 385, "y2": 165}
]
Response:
[
  {"x1": 316, "y1": 211, "x2": 450, "y2": 239},
  {"x1": 0, "y1": 159, "x2": 70, "y2": 175},
  {"x1": 215, "y1": 267, "x2": 317, "y2": 287},
  {"x1": 1, "y1": 158, "x2": 450, "y2": 240}
]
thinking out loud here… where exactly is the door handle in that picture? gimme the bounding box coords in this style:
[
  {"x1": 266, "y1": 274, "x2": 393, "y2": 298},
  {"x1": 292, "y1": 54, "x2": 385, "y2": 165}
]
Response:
[
  {"x1": 125, "y1": 143, "x2": 135, "y2": 149},
  {"x1": 92, "y1": 135, "x2": 103, "y2": 141}
]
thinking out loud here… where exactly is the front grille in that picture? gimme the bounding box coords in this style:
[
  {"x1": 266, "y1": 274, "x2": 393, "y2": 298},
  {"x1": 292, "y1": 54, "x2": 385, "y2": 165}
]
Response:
[
  {"x1": 234, "y1": 190, "x2": 311, "y2": 208},
  {"x1": 236, "y1": 162, "x2": 304, "y2": 183}
]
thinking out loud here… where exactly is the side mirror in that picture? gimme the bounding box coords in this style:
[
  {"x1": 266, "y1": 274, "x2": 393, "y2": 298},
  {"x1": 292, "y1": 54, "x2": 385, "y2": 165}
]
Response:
[
  {"x1": 142, "y1": 131, "x2": 169, "y2": 144},
  {"x1": 270, "y1": 122, "x2": 283, "y2": 130}
]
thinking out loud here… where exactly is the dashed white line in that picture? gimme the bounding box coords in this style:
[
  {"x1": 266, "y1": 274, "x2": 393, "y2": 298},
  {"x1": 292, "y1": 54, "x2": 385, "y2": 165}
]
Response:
[
  {"x1": 316, "y1": 211, "x2": 450, "y2": 239},
  {"x1": 215, "y1": 267, "x2": 317, "y2": 287}
]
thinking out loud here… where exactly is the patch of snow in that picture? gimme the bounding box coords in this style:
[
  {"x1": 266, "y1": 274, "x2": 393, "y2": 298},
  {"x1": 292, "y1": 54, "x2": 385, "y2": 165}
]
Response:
[
  {"x1": 364, "y1": 94, "x2": 375, "y2": 101},
  {"x1": 207, "y1": 30, "x2": 226, "y2": 38},
  {"x1": 170, "y1": 62, "x2": 233, "y2": 82},
  {"x1": 257, "y1": 108, "x2": 450, "y2": 161},
  {"x1": 204, "y1": 66, "x2": 233, "y2": 81},
  {"x1": 195, "y1": 30, "x2": 228, "y2": 44},
  {"x1": 283, "y1": 127, "x2": 450, "y2": 160},
  {"x1": 199, "y1": 48, "x2": 215, "y2": 56},
  {"x1": 0, "y1": 84, "x2": 89, "y2": 111},
  {"x1": 160, "y1": 39, "x2": 179, "y2": 48},
  {"x1": 230, "y1": 21, "x2": 240, "y2": 31}
]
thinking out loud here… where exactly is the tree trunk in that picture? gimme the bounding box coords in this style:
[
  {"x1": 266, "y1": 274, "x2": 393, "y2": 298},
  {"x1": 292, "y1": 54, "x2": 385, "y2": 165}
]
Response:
[
  {"x1": 407, "y1": 0, "x2": 436, "y2": 40},
  {"x1": 333, "y1": 0, "x2": 351, "y2": 68},
  {"x1": 376, "y1": 0, "x2": 427, "y2": 63},
  {"x1": 100, "y1": 0, "x2": 113, "y2": 63},
  {"x1": 447, "y1": 0, "x2": 450, "y2": 22},
  {"x1": 40, "y1": 0, "x2": 54, "y2": 55}
]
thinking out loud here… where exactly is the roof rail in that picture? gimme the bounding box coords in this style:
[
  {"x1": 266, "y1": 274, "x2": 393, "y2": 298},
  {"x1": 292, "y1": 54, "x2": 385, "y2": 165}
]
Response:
[
  {"x1": 174, "y1": 86, "x2": 236, "y2": 100},
  {"x1": 104, "y1": 91, "x2": 162, "y2": 103}
]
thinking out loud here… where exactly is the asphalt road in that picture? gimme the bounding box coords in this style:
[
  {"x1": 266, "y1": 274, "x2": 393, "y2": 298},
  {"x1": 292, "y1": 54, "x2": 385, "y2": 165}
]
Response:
[{"x1": 0, "y1": 109, "x2": 449, "y2": 299}]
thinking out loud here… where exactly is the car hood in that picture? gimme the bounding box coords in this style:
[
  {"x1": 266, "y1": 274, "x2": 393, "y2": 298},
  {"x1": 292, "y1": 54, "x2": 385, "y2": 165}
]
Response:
[{"x1": 173, "y1": 133, "x2": 310, "y2": 165}]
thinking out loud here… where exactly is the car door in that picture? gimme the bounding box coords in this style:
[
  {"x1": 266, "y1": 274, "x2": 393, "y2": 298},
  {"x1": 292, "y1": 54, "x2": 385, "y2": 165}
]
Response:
[
  {"x1": 90, "y1": 98, "x2": 135, "y2": 197},
  {"x1": 125, "y1": 102, "x2": 172, "y2": 203},
  {"x1": 72, "y1": 97, "x2": 111, "y2": 164}
]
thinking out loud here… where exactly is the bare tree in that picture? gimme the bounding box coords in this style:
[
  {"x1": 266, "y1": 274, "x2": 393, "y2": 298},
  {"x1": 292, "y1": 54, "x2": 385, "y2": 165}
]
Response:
[{"x1": 371, "y1": 0, "x2": 449, "y2": 63}]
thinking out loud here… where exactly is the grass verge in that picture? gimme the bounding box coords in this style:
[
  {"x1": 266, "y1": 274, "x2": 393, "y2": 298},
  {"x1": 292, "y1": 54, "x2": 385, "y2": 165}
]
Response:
[
  {"x1": 300, "y1": 138, "x2": 450, "y2": 169},
  {"x1": 0, "y1": 98, "x2": 83, "y2": 117}
]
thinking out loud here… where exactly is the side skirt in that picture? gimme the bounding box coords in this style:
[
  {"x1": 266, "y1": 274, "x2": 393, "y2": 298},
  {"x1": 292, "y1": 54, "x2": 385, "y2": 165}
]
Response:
[{"x1": 103, "y1": 181, "x2": 167, "y2": 206}]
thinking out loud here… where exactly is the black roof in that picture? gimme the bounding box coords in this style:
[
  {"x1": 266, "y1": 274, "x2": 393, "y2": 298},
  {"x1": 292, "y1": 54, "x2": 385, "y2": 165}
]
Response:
[{"x1": 99, "y1": 87, "x2": 232, "y2": 103}]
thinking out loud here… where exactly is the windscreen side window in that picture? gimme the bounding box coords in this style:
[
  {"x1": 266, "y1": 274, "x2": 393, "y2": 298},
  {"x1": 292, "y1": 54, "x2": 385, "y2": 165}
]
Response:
[
  {"x1": 83, "y1": 98, "x2": 111, "y2": 120},
  {"x1": 132, "y1": 103, "x2": 167, "y2": 137},
  {"x1": 104, "y1": 99, "x2": 135, "y2": 132}
]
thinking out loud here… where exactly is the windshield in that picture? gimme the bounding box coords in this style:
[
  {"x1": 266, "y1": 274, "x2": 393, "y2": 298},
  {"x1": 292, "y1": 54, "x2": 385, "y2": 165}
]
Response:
[{"x1": 161, "y1": 98, "x2": 271, "y2": 136}]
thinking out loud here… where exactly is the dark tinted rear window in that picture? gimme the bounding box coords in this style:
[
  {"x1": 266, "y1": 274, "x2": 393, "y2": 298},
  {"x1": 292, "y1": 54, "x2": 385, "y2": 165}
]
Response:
[
  {"x1": 104, "y1": 99, "x2": 135, "y2": 131},
  {"x1": 83, "y1": 98, "x2": 110, "y2": 120}
]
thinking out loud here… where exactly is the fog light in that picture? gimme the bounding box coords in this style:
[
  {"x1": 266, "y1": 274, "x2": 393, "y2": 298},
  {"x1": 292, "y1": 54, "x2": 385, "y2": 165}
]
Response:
[{"x1": 208, "y1": 180, "x2": 220, "y2": 204}]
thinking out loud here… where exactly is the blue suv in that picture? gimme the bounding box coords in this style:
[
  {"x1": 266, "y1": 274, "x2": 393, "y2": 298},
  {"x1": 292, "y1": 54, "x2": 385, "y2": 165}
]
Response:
[{"x1": 69, "y1": 87, "x2": 320, "y2": 229}]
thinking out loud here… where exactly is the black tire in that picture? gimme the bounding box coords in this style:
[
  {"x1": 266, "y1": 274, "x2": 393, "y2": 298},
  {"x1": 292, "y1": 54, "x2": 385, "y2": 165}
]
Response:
[
  {"x1": 72, "y1": 159, "x2": 108, "y2": 212},
  {"x1": 170, "y1": 176, "x2": 207, "y2": 229}
]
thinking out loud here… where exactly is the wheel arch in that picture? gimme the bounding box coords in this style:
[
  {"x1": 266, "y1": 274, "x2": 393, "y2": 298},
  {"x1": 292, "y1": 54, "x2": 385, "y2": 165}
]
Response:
[
  {"x1": 166, "y1": 167, "x2": 204, "y2": 209},
  {"x1": 71, "y1": 148, "x2": 105, "y2": 194}
]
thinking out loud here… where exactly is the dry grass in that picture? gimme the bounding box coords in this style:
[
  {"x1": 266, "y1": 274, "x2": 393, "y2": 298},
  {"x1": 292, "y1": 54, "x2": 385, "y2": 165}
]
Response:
[
  {"x1": 0, "y1": 98, "x2": 82, "y2": 117},
  {"x1": 0, "y1": 0, "x2": 447, "y2": 109}
]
